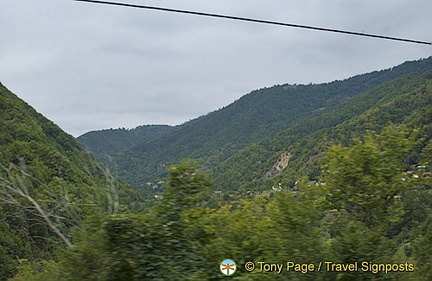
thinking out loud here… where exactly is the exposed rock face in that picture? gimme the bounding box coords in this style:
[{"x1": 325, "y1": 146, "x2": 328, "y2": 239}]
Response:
[{"x1": 262, "y1": 151, "x2": 291, "y2": 179}]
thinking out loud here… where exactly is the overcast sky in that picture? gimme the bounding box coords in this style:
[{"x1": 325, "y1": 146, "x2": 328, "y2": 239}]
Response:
[{"x1": 1, "y1": 0, "x2": 431, "y2": 137}]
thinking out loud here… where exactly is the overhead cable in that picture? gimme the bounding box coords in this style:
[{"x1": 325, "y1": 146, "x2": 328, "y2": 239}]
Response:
[{"x1": 74, "y1": 0, "x2": 432, "y2": 46}]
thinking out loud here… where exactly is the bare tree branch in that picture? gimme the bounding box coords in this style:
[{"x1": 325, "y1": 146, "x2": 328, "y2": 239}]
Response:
[
  {"x1": 0, "y1": 161, "x2": 75, "y2": 248},
  {"x1": 0, "y1": 156, "x2": 121, "y2": 248}
]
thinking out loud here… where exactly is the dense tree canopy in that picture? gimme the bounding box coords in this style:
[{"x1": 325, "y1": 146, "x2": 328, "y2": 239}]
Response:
[
  {"x1": 0, "y1": 83, "x2": 144, "y2": 280},
  {"x1": 1, "y1": 58, "x2": 432, "y2": 280},
  {"x1": 77, "y1": 58, "x2": 432, "y2": 193},
  {"x1": 10, "y1": 125, "x2": 432, "y2": 280}
]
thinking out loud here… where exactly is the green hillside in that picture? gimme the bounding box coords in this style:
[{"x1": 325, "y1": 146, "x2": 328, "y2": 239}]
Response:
[
  {"x1": 5, "y1": 62, "x2": 432, "y2": 281},
  {"x1": 14, "y1": 114, "x2": 432, "y2": 281},
  {"x1": 78, "y1": 57, "x2": 432, "y2": 192},
  {"x1": 212, "y1": 70, "x2": 432, "y2": 193},
  {"x1": 78, "y1": 125, "x2": 177, "y2": 166},
  {"x1": 0, "y1": 82, "x2": 143, "y2": 280}
]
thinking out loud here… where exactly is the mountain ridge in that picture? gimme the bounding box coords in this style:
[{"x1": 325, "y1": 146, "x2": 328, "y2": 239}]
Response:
[
  {"x1": 211, "y1": 70, "x2": 432, "y2": 192},
  {"x1": 0, "y1": 82, "x2": 143, "y2": 279},
  {"x1": 77, "y1": 57, "x2": 432, "y2": 193}
]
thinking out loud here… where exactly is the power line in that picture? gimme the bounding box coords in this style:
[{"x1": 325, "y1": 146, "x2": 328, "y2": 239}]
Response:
[{"x1": 74, "y1": 0, "x2": 431, "y2": 46}]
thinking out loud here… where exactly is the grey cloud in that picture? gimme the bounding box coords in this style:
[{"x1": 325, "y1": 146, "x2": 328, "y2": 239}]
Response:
[{"x1": 1, "y1": 0, "x2": 431, "y2": 136}]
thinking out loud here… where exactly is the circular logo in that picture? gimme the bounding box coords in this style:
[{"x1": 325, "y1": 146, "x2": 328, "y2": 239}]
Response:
[{"x1": 220, "y1": 259, "x2": 237, "y2": 276}]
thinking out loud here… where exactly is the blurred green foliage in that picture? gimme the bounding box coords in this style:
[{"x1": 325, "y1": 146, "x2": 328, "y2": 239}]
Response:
[
  {"x1": 0, "y1": 83, "x2": 145, "y2": 280},
  {"x1": 11, "y1": 127, "x2": 432, "y2": 280},
  {"x1": 2, "y1": 58, "x2": 432, "y2": 280}
]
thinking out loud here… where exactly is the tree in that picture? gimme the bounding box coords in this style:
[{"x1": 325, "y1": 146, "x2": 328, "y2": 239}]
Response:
[
  {"x1": 152, "y1": 160, "x2": 212, "y2": 280},
  {"x1": 0, "y1": 160, "x2": 75, "y2": 248},
  {"x1": 323, "y1": 126, "x2": 415, "y2": 227},
  {"x1": 60, "y1": 161, "x2": 213, "y2": 281},
  {"x1": 158, "y1": 160, "x2": 211, "y2": 213},
  {"x1": 322, "y1": 125, "x2": 418, "y2": 280}
]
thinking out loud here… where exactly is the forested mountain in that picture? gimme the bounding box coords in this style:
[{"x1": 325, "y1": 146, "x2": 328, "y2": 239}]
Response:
[
  {"x1": 212, "y1": 70, "x2": 432, "y2": 193},
  {"x1": 16, "y1": 126, "x2": 432, "y2": 281},
  {"x1": 78, "y1": 57, "x2": 432, "y2": 192},
  {"x1": 0, "y1": 82, "x2": 143, "y2": 280},
  {"x1": 78, "y1": 125, "x2": 177, "y2": 164},
  {"x1": 3, "y1": 59, "x2": 432, "y2": 281}
]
